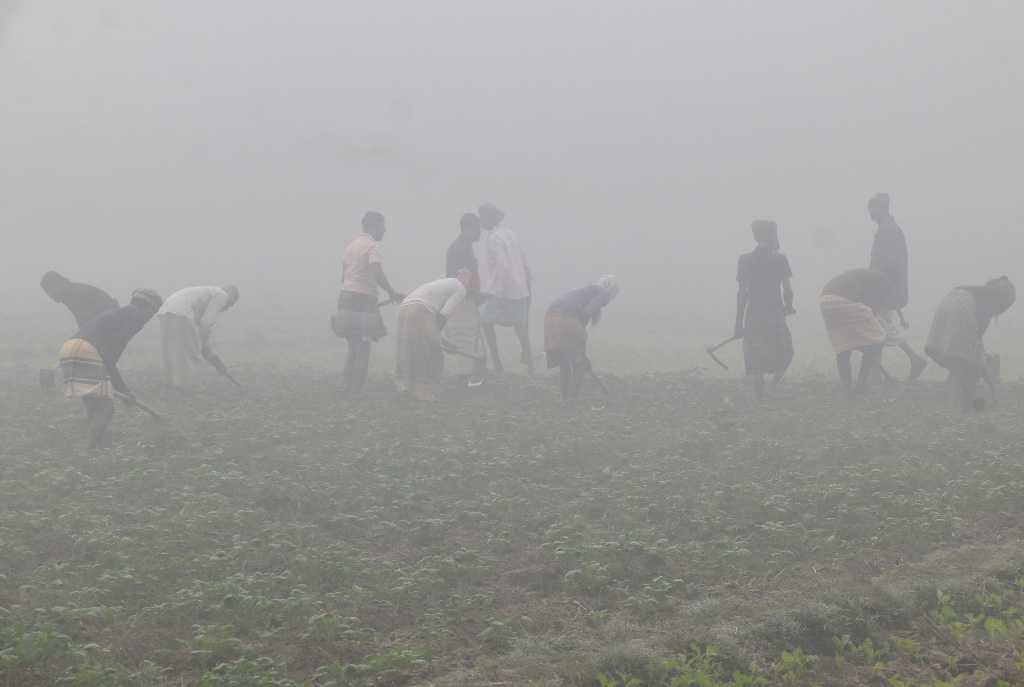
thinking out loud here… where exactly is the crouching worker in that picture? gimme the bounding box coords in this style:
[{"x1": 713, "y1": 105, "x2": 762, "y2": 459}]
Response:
[
  {"x1": 157, "y1": 285, "x2": 240, "y2": 388},
  {"x1": 395, "y1": 269, "x2": 480, "y2": 401},
  {"x1": 544, "y1": 275, "x2": 619, "y2": 402},
  {"x1": 819, "y1": 269, "x2": 893, "y2": 398},
  {"x1": 58, "y1": 288, "x2": 163, "y2": 448},
  {"x1": 925, "y1": 276, "x2": 1015, "y2": 411}
]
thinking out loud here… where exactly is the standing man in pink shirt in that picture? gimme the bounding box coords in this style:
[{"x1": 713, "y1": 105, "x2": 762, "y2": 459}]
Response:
[
  {"x1": 332, "y1": 211, "x2": 405, "y2": 391},
  {"x1": 478, "y1": 203, "x2": 535, "y2": 374}
]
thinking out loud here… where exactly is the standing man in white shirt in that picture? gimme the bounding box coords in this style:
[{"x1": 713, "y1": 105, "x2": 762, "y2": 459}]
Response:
[
  {"x1": 478, "y1": 203, "x2": 535, "y2": 374},
  {"x1": 158, "y1": 285, "x2": 240, "y2": 388}
]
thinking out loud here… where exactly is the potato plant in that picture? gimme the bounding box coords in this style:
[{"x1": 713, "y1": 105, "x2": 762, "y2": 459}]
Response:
[{"x1": 4, "y1": 364, "x2": 1024, "y2": 685}]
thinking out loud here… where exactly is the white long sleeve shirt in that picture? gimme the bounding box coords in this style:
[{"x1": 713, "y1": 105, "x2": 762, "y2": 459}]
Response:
[
  {"x1": 485, "y1": 224, "x2": 530, "y2": 300},
  {"x1": 401, "y1": 278, "x2": 467, "y2": 318},
  {"x1": 158, "y1": 286, "x2": 231, "y2": 344}
]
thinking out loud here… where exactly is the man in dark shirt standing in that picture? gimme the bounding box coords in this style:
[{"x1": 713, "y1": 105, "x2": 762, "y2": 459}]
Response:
[
  {"x1": 41, "y1": 272, "x2": 119, "y2": 330},
  {"x1": 868, "y1": 193, "x2": 927, "y2": 380},
  {"x1": 444, "y1": 212, "x2": 487, "y2": 388},
  {"x1": 819, "y1": 268, "x2": 894, "y2": 398},
  {"x1": 734, "y1": 220, "x2": 795, "y2": 401}
]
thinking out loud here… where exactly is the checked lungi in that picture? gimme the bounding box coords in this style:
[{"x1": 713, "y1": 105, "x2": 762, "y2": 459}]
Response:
[
  {"x1": 543, "y1": 307, "x2": 586, "y2": 368},
  {"x1": 395, "y1": 303, "x2": 444, "y2": 401},
  {"x1": 925, "y1": 288, "x2": 984, "y2": 372},
  {"x1": 742, "y1": 310, "x2": 793, "y2": 375},
  {"x1": 444, "y1": 298, "x2": 486, "y2": 376},
  {"x1": 480, "y1": 297, "x2": 529, "y2": 327},
  {"x1": 58, "y1": 339, "x2": 113, "y2": 399},
  {"x1": 819, "y1": 295, "x2": 886, "y2": 354},
  {"x1": 332, "y1": 290, "x2": 387, "y2": 342}
]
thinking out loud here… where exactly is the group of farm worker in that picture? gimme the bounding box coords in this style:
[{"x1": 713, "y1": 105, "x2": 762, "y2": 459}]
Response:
[
  {"x1": 735, "y1": 192, "x2": 1014, "y2": 410},
  {"x1": 42, "y1": 273, "x2": 241, "y2": 447},
  {"x1": 331, "y1": 203, "x2": 620, "y2": 403}
]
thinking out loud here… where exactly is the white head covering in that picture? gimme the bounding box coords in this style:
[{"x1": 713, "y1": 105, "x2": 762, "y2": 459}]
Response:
[
  {"x1": 131, "y1": 288, "x2": 163, "y2": 310},
  {"x1": 221, "y1": 284, "x2": 240, "y2": 306},
  {"x1": 597, "y1": 275, "x2": 619, "y2": 301}
]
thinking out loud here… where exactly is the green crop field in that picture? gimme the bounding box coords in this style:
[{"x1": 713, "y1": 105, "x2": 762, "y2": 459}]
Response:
[{"x1": 5, "y1": 323, "x2": 1024, "y2": 686}]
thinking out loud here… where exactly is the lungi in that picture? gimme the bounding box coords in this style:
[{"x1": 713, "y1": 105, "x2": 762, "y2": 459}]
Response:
[
  {"x1": 58, "y1": 339, "x2": 113, "y2": 399},
  {"x1": 332, "y1": 290, "x2": 387, "y2": 342},
  {"x1": 159, "y1": 312, "x2": 203, "y2": 388},
  {"x1": 742, "y1": 310, "x2": 793, "y2": 375},
  {"x1": 875, "y1": 309, "x2": 905, "y2": 346},
  {"x1": 819, "y1": 295, "x2": 886, "y2": 354},
  {"x1": 444, "y1": 298, "x2": 486, "y2": 376},
  {"x1": 480, "y1": 297, "x2": 529, "y2": 327},
  {"x1": 544, "y1": 307, "x2": 586, "y2": 368},
  {"x1": 395, "y1": 303, "x2": 444, "y2": 401},
  {"x1": 925, "y1": 288, "x2": 983, "y2": 372}
]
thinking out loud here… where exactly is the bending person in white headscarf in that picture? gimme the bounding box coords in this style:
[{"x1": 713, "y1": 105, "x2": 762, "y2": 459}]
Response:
[
  {"x1": 543, "y1": 276, "x2": 619, "y2": 401},
  {"x1": 157, "y1": 285, "x2": 240, "y2": 388}
]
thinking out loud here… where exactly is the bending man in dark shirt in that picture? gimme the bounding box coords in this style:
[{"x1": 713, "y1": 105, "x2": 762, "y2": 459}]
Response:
[
  {"x1": 734, "y1": 220, "x2": 795, "y2": 401},
  {"x1": 868, "y1": 193, "x2": 927, "y2": 379},
  {"x1": 41, "y1": 271, "x2": 119, "y2": 330},
  {"x1": 58, "y1": 288, "x2": 163, "y2": 448},
  {"x1": 819, "y1": 269, "x2": 894, "y2": 398}
]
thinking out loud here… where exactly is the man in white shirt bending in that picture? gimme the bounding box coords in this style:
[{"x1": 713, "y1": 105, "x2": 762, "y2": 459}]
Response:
[{"x1": 158, "y1": 285, "x2": 239, "y2": 388}]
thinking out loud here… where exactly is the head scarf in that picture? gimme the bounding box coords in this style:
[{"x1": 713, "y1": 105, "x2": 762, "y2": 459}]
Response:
[
  {"x1": 597, "y1": 274, "x2": 620, "y2": 301},
  {"x1": 130, "y1": 288, "x2": 163, "y2": 310},
  {"x1": 221, "y1": 284, "x2": 240, "y2": 306},
  {"x1": 985, "y1": 276, "x2": 1016, "y2": 316},
  {"x1": 455, "y1": 268, "x2": 480, "y2": 294},
  {"x1": 751, "y1": 220, "x2": 779, "y2": 250},
  {"x1": 477, "y1": 203, "x2": 504, "y2": 223},
  {"x1": 40, "y1": 271, "x2": 69, "y2": 291}
]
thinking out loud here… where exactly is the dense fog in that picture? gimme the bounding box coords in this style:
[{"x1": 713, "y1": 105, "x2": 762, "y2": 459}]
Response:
[{"x1": 3, "y1": 1, "x2": 1023, "y2": 336}]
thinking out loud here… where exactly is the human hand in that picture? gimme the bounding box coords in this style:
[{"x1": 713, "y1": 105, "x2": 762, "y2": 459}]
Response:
[
  {"x1": 390, "y1": 291, "x2": 406, "y2": 303},
  {"x1": 435, "y1": 313, "x2": 448, "y2": 330},
  {"x1": 900, "y1": 315, "x2": 909, "y2": 329},
  {"x1": 784, "y1": 306, "x2": 797, "y2": 316},
  {"x1": 734, "y1": 325, "x2": 744, "y2": 339}
]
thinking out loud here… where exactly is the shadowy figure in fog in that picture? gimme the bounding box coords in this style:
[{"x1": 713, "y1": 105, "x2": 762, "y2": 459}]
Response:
[
  {"x1": 40, "y1": 271, "x2": 119, "y2": 330},
  {"x1": 444, "y1": 213, "x2": 489, "y2": 389},
  {"x1": 478, "y1": 203, "x2": 535, "y2": 374},
  {"x1": 819, "y1": 269, "x2": 894, "y2": 398},
  {"x1": 58, "y1": 288, "x2": 162, "y2": 448},
  {"x1": 544, "y1": 275, "x2": 619, "y2": 402},
  {"x1": 157, "y1": 285, "x2": 239, "y2": 388},
  {"x1": 332, "y1": 212, "x2": 405, "y2": 392},
  {"x1": 925, "y1": 276, "x2": 1015, "y2": 411},
  {"x1": 734, "y1": 221, "x2": 795, "y2": 401},
  {"x1": 868, "y1": 193, "x2": 927, "y2": 380},
  {"x1": 395, "y1": 270, "x2": 480, "y2": 402}
]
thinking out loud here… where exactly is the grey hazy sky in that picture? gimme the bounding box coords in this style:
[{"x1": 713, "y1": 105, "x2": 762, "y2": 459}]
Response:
[{"x1": 2, "y1": 1, "x2": 1023, "y2": 332}]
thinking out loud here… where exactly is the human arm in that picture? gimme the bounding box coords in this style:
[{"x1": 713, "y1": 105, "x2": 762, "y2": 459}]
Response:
[
  {"x1": 735, "y1": 282, "x2": 749, "y2": 338},
  {"x1": 581, "y1": 287, "x2": 611, "y2": 327},
  {"x1": 436, "y1": 283, "x2": 467, "y2": 328},
  {"x1": 781, "y1": 277, "x2": 795, "y2": 315},
  {"x1": 370, "y1": 262, "x2": 404, "y2": 302},
  {"x1": 896, "y1": 308, "x2": 909, "y2": 329},
  {"x1": 197, "y1": 290, "x2": 230, "y2": 346},
  {"x1": 99, "y1": 316, "x2": 147, "y2": 396}
]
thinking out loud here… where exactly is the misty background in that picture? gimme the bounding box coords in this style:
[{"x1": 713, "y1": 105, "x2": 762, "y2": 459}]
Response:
[{"x1": 2, "y1": 1, "x2": 1023, "y2": 365}]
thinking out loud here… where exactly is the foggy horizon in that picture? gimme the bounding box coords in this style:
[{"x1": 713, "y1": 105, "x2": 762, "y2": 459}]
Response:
[{"x1": 3, "y1": 1, "x2": 1023, "y2": 335}]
